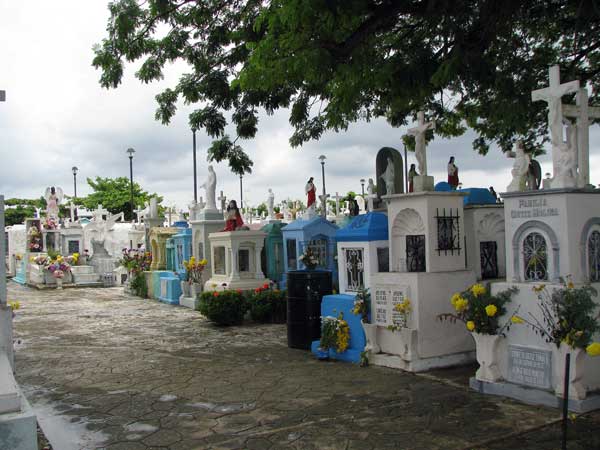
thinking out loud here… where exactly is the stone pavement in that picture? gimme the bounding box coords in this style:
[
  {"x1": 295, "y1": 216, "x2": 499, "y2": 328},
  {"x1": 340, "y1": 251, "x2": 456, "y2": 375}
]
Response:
[{"x1": 7, "y1": 283, "x2": 600, "y2": 450}]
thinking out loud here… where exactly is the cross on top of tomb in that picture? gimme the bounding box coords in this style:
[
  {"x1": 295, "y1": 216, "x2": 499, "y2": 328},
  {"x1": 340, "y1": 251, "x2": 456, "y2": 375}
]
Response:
[
  {"x1": 92, "y1": 204, "x2": 109, "y2": 222},
  {"x1": 407, "y1": 111, "x2": 435, "y2": 176},
  {"x1": 218, "y1": 191, "x2": 227, "y2": 212}
]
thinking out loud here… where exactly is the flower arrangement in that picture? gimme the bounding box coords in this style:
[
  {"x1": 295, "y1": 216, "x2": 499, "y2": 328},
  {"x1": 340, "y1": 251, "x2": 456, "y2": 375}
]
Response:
[
  {"x1": 198, "y1": 290, "x2": 248, "y2": 326},
  {"x1": 8, "y1": 301, "x2": 20, "y2": 318},
  {"x1": 439, "y1": 283, "x2": 519, "y2": 336},
  {"x1": 319, "y1": 313, "x2": 350, "y2": 353},
  {"x1": 513, "y1": 278, "x2": 600, "y2": 355},
  {"x1": 387, "y1": 298, "x2": 412, "y2": 331},
  {"x1": 352, "y1": 288, "x2": 370, "y2": 323},
  {"x1": 183, "y1": 256, "x2": 208, "y2": 284},
  {"x1": 31, "y1": 254, "x2": 72, "y2": 276},
  {"x1": 43, "y1": 217, "x2": 58, "y2": 230},
  {"x1": 15, "y1": 253, "x2": 23, "y2": 261},
  {"x1": 299, "y1": 247, "x2": 319, "y2": 270},
  {"x1": 248, "y1": 282, "x2": 287, "y2": 323},
  {"x1": 27, "y1": 224, "x2": 42, "y2": 252},
  {"x1": 118, "y1": 248, "x2": 152, "y2": 274}
]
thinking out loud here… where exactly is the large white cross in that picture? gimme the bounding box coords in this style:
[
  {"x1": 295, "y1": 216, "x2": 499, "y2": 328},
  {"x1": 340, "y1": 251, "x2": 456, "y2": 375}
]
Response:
[
  {"x1": 407, "y1": 111, "x2": 435, "y2": 175},
  {"x1": 217, "y1": 191, "x2": 226, "y2": 212},
  {"x1": 531, "y1": 65, "x2": 579, "y2": 175},
  {"x1": 333, "y1": 192, "x2": 343, "y2": 216},
  {"x1": 563, "y1": 88, "x2": 600, "y2": 187},
  {"x1": 92, "y1": 204, "x2": 109, "y2": 222}
]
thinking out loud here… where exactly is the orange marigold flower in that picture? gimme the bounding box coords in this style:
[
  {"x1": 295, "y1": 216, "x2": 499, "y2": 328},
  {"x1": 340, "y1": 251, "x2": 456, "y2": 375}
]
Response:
[{"x1": 213, "y1": 292, "x2": 219, "y2": 297}]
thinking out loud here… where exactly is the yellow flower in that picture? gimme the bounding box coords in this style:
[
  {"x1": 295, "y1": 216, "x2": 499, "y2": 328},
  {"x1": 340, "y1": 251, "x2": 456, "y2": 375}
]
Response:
[
  {"x1": 485, "y1": 304, "x2": 498, "y2": 317},
  {"x1": 470, "y1": 284, "x2": 486, "y2": 297},
  {"x1": 511, "y1": 315, "x2": 525, "y2": 324},
  {"x1": 30, "y1": 256, "x2": 35, "y2": 262},
  {"x1": 200, "y1": 259, "x2": 208, "y2": 265},
  {"x1": 532, "y1": 284, "x2": 545, "y2": 293},
  {"x1": 450, "y1": 293, "x2": 462, "y2": 307},
  {"x1": 8, "y1": 301, "x2": 20, "y2": 311},
  {"x1": 586, "y1": 342, "x2": 600, "y2": 357},
  {"x1": 466, "y1": 321, "x2": 475, "y2": 331},
  {"x1": 454, "y1": 298, "x2": 468, "y2": 312},
  {"x1": 567, "y1": 281, "x2": 575, "y2": 289}
]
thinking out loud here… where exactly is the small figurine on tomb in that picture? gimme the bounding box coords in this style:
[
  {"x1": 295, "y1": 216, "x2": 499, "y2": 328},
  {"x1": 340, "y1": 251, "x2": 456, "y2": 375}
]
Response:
[
  {"x1": 489, "y1": 186, "x2": 498, "y2": 202},
  {"x1": 305, "y1": 177, "x2": 316, "y2": 211},
  {"x1": 380, "y1": 156, "x2": 395, "y2": 195},
  {"x1": 223, "y1": 200, "x2": 244, "y2": 231},
  {"x1": 348, "y1": 197, "x2": 360, "y2": 217},
  {"x1": 447, "y1": 156, "x2": 459, "y2": 189},
  {"x1": 408, "y1": 164, "x2": 419, "y2": 193}
]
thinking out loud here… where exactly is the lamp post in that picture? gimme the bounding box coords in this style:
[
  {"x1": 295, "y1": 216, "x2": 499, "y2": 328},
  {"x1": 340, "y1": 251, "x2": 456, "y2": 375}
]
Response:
[
  {"x1": 239, "y1": 174, "x2": 243, "y2": 210},
  {"x1": 126, "y1": 148, "x2": 135, "y2": 221},
  {"x1": 192, "y1": 128, "x2": 198, "y2": 202},
  {"x1": 72, "y1": 166, "x2": 78, "y2": 220},
  {"x1": 318, "y1": 155, "x2": 327, "y2": 217},
  {"x1": 360, "y1": 178, "x2": 365, "y2": 196}
]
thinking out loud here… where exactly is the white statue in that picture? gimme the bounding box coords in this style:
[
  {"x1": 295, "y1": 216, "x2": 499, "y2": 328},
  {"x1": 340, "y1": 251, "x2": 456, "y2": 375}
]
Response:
[
  {"x1": 201, "y1": 165, "x2": 218, "y2": 211},
  {"x1": 506, "y1": 141, "x2": 531, "y2": 192},
  {"x1": 380, "y1": 157, "x2": 395, "y2": 195},
  {"x1": 149, "y1": 198, "x2": 159, "y2": 218},
  {"x1": 553, "y1": 142, "x2": 577, "y2": 188},
  {"x1": 44, "y1": 186, "x2": 64, "y2": 219},
  {"x1": 366, "y1": 178, "x2": 376, "y2": 211},
  {"x1": 267, "y1": 188, "x2": 275, "y2": 219}
]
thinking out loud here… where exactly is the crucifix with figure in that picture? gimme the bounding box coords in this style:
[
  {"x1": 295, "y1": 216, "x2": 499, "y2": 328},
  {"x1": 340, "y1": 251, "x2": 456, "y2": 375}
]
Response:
[
  {"x1": 531, "y1": 65, "x2": 579, "y2": 186},
  {"x1": 407, "y1": 111, "x2": 435, "y2": 176}
]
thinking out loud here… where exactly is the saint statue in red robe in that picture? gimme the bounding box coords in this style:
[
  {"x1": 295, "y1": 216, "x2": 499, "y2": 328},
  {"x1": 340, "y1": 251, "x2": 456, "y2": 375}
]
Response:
[
  {"x1": 305, "y1": 177, "x2": 316, "y2": 209},
  {"x1": 223, "y1": 200, "x2": 244, "y2": 231}
]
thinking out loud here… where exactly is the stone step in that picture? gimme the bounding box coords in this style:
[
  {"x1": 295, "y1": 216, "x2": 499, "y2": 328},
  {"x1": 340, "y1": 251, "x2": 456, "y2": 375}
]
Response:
[
  {"x1": 0, "y1": 352, "x2": 21, "y2": 415},
  {"x1": 70, "y1": 265, "x2": 96, "y2": 275}
]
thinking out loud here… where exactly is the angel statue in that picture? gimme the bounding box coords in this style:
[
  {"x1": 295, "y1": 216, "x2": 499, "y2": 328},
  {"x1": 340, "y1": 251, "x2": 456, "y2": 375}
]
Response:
[{"x1": 45, "y1": 186, "x2": 64, "y2": 219}]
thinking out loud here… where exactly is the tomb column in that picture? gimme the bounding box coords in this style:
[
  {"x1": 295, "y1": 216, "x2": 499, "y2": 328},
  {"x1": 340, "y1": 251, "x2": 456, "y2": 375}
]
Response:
[
  {"x1": 231, "y1": 242, "x2": 240, "y2": 280},
  {"x1": 255, "y1": 244, "x2": 265, "y2": 279}
]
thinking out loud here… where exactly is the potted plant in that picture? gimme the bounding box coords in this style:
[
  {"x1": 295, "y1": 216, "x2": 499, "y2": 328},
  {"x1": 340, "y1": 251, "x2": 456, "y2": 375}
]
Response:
[
  {"x1": 352, "y1": 288, "x2": 380, "y2": 355},
  {"x1": 198, "y1": 290, "x2": 248, "y2": 326},
  {"x1": 439, "y1": 283, "x2": 519, "y2": 382},
  {"x1": 183, "y1": 257, "x2": 208, "y2": 297},
  {"x1": 118, "y1": 249, "x2": 152, "y2": 297},
  {"x1": 516, "y1": 279, "x2": 600, "y2": 399},
  {"x1": 298, "y1": 247, "x2": 319, "y2": 270},
  {"x1": 248, "y1": 282, "x2": 287, "y2": 323}
]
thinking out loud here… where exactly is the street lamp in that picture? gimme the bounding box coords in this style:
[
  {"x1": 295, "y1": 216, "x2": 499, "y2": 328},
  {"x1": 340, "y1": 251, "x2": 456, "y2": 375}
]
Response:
[
  {"x1": 126, "y1": 148, "x2": 135, "y2": 221},
  {"x1": 360, "y1": 178, "x2": 365, "y2": 196},
  {"x1": 192, "y1": 128, "x2": 198, "y2": 202},
  {"x1": 318, "y1": 155, "x2": 327, "y2": 217},
  {"x1": 72, "y1": 166, "x2": 78, "y2": 220},
  {"x1": 239, "y1": 174, "x2": 243, "y2": 210}
]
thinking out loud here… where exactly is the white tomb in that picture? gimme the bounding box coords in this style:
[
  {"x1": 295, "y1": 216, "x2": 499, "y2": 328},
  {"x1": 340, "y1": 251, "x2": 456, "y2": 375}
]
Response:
[
  {"x1": 463, "y1": 204, "x2": 506, "y2": 281},
  {"x1": 369, "y1": 191, "x2": 477, "y2": 371},
  {"x1": 204, "y1": 230, "x2": 268, "y2": 292}
]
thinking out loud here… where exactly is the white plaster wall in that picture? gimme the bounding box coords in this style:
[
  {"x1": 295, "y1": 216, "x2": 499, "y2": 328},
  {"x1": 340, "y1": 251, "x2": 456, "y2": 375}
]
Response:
[
  {"x1": 504, "y1": 191, "x2": 600, "y2": 284},
  {"x1": 491, "y1": 281, "x2": 600, "y2": 395},
  {"x1": 7, "y1": 226, "x2": 26, "y2": 276},
  {"x1": 372, "y1": 270, "x2": 476, "y2": 361},
  {"x1": 337, "y1": 240, "x2": 388, "y2": 295},
  {"x1": 191, "y1": 218, "x2": 225, "y2": 285},
  {"x1": 464, "y1": 205, "x2": 506, "y2": 280},
  {"x1": 386, "y1": 192, "x2": 467, "y2": 273}
]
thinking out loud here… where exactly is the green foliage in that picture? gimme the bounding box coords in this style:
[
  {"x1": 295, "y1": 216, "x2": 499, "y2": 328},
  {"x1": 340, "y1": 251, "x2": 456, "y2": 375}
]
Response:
[
  {"x1": 255, "y1": 202, "x2": 267, "y2": 217},
  {"x1": 248, "y1": 286, "x2": 287, "y2": 323},
  {"x1": 198, "y1": 290, "x2": 248, "y2": 326},
  {"x1": 4, "y1": 197, "x2": 45, "y2": 226},
  {"x1": 80, "y1": 177, "x2": 162, "y2": 221},
  {"x1": 526, "y1": 280, "x2": 599, "y2": 350},
  {"x1": 93, "y1": 0, "x2": 600, "y2": 163},
  {"x1": 130, "y1": 273, "x2": 148, "y2": 298},
  {"x1": 439, "y1": 283, "x2": 519, "y2": 336}
]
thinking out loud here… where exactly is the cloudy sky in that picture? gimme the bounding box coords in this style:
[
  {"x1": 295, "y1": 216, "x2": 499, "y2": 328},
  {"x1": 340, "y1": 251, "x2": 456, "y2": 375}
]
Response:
[{"x1": 1, "y1": 1, "x2": 599, "y2": 212}]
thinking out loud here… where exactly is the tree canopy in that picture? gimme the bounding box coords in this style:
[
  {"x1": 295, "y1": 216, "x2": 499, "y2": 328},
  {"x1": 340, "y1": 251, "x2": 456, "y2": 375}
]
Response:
[
  {"x1": 93, "y1": 0, "x2": 600, "y2": 162},
  {"x1": 81, "y1": 176, "x2": 162, "y2": 221}
]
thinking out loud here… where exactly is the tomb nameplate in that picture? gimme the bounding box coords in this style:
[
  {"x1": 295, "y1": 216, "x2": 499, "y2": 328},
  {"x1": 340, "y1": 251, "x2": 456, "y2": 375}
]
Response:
[
  {"x1": 509, "y1": 198, "x2": 560, "y2": 220},
  {"x1": 373, "y1": 284, "x2": 410, "y2": 328},
  {"x1": 508, "y1": 345, "x2": 552, "y2": 389}
]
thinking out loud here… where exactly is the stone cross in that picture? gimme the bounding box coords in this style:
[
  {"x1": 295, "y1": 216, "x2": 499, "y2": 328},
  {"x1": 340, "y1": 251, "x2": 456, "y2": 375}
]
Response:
[
  {"x1": 563, "y1": 88, "x2": 600, "y2": 187},
  {"x1": 333, "y1": 192, "x2": 343, "y2": 216},
  {"x1": 407, "y1": 111, "x2": 435, "y2": 175},
  {"x1": 68, "y1": 202, "x2": 75, "y2": 222},
  {"x1": 134, "y1": 207, "x2": 145, "y2": 223},
  {"x1": 218, "y1": 191, "x2": 227, "y2": 212},
  {"x1": 532, "y1": 65, "x2": 580, "y2": 177},
  {"x1": 92, "y1": 204, "x2": 109, "y2": 222}
]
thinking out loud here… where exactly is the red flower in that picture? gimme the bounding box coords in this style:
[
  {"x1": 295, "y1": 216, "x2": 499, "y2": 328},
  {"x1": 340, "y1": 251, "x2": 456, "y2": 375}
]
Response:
[
  {"x1": 262, "y1": 283, "x2": 269, "y2": 289},
  {"x1": 236, "y1": 289, "x2": 242, "y2": 294},
  {"x1": 254, "y1": 288, "x2": 261, "y2": 294},
  {"x1": 213, "y1": 292, "x2": 219, "y2": 297}
]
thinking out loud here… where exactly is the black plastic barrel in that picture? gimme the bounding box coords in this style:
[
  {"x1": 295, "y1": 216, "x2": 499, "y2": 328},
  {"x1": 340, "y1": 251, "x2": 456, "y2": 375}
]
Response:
[{"x1": 286, "y1": 270, "x2": 332, "y2": 350}]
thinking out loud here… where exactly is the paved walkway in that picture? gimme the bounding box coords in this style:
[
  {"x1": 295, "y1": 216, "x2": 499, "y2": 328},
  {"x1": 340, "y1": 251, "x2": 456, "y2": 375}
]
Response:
[{"x1": 8, "y1": 283, "x2": 600, "y2": 450}]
